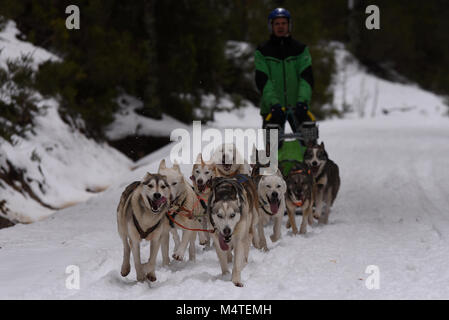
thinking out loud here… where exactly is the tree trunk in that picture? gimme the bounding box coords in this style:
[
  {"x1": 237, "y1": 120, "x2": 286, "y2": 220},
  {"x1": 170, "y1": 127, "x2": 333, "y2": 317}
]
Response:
[{"x1": 142, "y1": 0, "x2": 162, "y2": 119}]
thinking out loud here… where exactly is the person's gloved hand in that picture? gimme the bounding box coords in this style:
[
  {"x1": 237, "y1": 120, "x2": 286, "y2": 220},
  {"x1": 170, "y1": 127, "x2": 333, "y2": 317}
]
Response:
[
  {"x1": 295, "y1": 102, "x2": 309, "y2": 122},
  {"x1": 266, "y1": 104, "x2": 285, "y2": 124}
]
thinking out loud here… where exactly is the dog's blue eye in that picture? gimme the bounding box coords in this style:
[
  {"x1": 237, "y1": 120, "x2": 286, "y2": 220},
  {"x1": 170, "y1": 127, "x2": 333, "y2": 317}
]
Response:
[{"x1": 230, "y1": 213, "x2": 236, "y2": 218}]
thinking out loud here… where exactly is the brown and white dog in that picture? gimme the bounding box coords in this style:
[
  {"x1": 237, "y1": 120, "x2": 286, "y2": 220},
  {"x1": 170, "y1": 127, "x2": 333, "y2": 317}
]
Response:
[
  {"x1": 117, "y1": 173, "x2": 171, "y2": 282},
  {"x1": 158, "y1": 160, "x2": 210, "y2": 264},
  {"x1": 213, "y1": 143, "x2": 250, "y2": 178},
  {"x1": 284, "y1": 162, "x2": 317, "y2": 235},
  {"x1": 190, "y1": 153, "x2": 216, "y2": 247}
]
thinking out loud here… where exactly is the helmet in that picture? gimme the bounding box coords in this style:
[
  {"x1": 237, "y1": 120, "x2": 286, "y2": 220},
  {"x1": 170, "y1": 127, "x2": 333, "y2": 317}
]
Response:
[{"x1": 268, "y1": 8, "x2": 292, "y2": 34}]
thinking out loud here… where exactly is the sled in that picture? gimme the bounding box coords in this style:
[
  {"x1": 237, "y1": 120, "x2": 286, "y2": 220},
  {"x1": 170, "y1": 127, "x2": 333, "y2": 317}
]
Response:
[{"x1": 265, "y1": 121, "x2": 319, "y2": 177}]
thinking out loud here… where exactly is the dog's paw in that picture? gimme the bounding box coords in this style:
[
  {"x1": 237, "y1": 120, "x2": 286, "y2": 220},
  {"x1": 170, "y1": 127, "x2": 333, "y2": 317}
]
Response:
[
  {"x1": 120, "y1": 264, "x2": 131, "y2": 277},
  {"x1": 233, "y1": 281, "x2": 244, "y2": 288},
  {"x1": 146, "y1": 273, "x2": 157, "y2": 282},
  {"x1": 270, "y1": 234, "x2": 280, "y2": 243},
  {"x1": 172, "y1": 253, "x2": 184, "y2": 261}
]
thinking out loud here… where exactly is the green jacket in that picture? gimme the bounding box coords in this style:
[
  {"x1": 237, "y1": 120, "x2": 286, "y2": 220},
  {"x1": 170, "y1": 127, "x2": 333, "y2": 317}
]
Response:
[{"x1": 255, "y1": 35, "x2": 314, "y2": 115}]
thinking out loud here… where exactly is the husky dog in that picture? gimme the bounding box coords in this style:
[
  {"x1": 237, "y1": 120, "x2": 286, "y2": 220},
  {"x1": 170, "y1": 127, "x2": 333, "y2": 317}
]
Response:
[
  {"x1": 158, "y1": 159, "x2": 209, "y2": 263},
  {"x1": 190, "y1": 153, "x2": 216, "y2": 247},
  {"x1": 284, "y1": 162, "x2": 316, "y2": 235},
  {"x1": 117, "y1": 173, "x2": 171, "y2": 282},
  {"x1": 213, "y1": 143, "x2": 250, "y2": 178},
  {"x1": 211, "y1": 143, "x2": 262, "y2": 248},
  {"x1": 252, "y1": 166, "x2": 287, "y2": 246},
  {"x1": 207, "y1": 177, "x2": 254, "y2": 287},
  {"x1": 304, "y1": 142, "x2": 340, "y2": 224}
]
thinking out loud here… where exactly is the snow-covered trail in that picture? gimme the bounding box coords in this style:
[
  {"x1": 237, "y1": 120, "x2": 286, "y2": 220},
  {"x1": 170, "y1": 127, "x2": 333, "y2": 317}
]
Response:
[{"x1": 1, "y1": 115, "x2": 449, "y2": 299}]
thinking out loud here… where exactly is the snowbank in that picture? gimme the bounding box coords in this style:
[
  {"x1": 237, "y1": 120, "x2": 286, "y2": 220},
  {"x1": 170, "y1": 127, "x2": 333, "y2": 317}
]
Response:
[
  {"x1": 104, "y1": 94, "x2": 190, "y2": 140},
  {"x1": 0, "y1": 21, "x2": 132, "y2": 224},
  {"x1": 331, "y1": 42, "x2": 447, "y2": 118}
]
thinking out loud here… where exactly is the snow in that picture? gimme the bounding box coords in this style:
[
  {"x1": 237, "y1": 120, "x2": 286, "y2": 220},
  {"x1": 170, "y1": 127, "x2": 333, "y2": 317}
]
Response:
[
  {"x1": 0, "y1": 20, "x2": 132, "y2": 223},
  {"x1": 1, "y1": 112, "x2": 449, "y2": 299},
  {"x1": 331, "y1": 42, "x2": 447, "y2": 118},
  {"x1": 0, "y1": 98, "x2": 132, "y2": 223},
  {"x1": 105, "y1": 94, "x2": 190, "y2": 140},
  {"x1": 0, "y1": 20, "x2": 60, "y2": 70}
]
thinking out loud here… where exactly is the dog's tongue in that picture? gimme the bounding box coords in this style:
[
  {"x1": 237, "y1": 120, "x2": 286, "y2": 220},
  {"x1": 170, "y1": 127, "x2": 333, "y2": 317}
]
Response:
[
  {"x1": 270, "y1": 201, "x2": 279, "y2": 214},
  {"x1": 198, "y1": 184, "x2": 206, "y2": 192},
  {"x1": 218, "y1": 233, "x2": 229, "y2": 251},
  {"x1": 153, "y1": 196, "x2": 167, "y2": 209}
]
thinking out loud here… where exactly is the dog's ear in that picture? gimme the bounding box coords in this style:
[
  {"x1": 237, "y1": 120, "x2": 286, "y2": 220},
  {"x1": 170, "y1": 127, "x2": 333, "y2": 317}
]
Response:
[
  {"x1": 320, "y1": 142, "x2": 325, "y2": 149},
  {"x1": 173, "y1": 161, "x2": 181, "y2": 173},
  {"x1": 158, "y1": 159, "x2": 166, "y2": 172},
  {"x1": 194, "y1": 153, "x2": 202, "y2": 165},
  {"x1": 275, "y1": 168, "x2": 283, "y2": 177},
  {"x1": 200, "y1": 154, "x2": 206, "y2": 166},
  {"x1": 142, "y1": 172, "x2": 152, "y2": 182}
]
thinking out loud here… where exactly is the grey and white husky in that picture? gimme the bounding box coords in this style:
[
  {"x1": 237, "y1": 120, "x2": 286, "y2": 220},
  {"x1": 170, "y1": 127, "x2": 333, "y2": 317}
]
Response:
[
  {"x1": 304, "y1": 142, "x2": 340, "y2": 224},
  {"x1": 117, "y1": 173, "x2": 171, "y2": 282},
  {"x1": 207, "y1": 177, "x2": 254, "y2": 287}
]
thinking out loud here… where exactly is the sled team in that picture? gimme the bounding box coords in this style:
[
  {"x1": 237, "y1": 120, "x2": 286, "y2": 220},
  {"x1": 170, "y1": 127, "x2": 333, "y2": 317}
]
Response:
[{"x1": 117, "y1": 142, "x2": 340, "y2": 287}]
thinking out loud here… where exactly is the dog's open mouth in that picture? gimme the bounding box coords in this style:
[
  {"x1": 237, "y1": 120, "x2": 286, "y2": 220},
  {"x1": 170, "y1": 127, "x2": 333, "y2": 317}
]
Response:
[
  {"x1": 198, "y1": 183, "x2": 206, "y2": 192},
  {"x1": 311, "y1": 165, "x2": 320, "y2": 176},
  {"x1": 149, "y1": 196, "x2": 167, "y2": 213},
  {"x1": 218, "y1": 233, "x2": 231, "y2": 251},
  {"x1": 267, "y1": 195, "x2": 281, "y2": 214},
  {"x1": 197, "y1": 181, "x2": 208, "y2": 193}
]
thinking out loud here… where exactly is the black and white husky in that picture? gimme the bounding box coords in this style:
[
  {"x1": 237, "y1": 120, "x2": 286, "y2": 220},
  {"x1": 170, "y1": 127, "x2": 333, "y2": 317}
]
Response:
[{"x1": 304, "y1": 142, "x2": 340, "y2": 224}]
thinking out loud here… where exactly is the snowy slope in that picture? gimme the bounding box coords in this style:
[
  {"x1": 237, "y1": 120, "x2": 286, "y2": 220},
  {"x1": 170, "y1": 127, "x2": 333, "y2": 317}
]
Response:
[
  {"x1": 0, "y1": 21, "x2": 186, "y2": 224},
  {"x1": 1, "y1": 112, "x2": 448, "y2": 299},
  {"x1": 0, "y1": 20, "x2": 133, "y2": 223}
]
